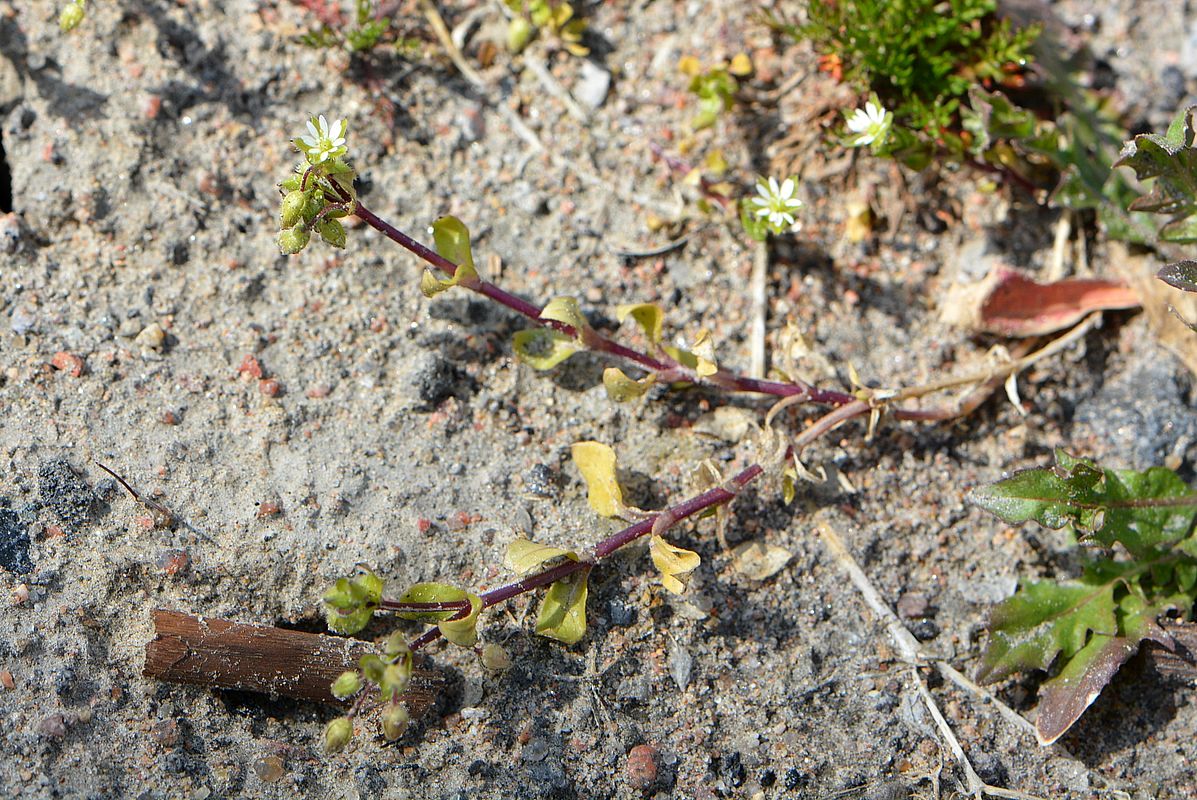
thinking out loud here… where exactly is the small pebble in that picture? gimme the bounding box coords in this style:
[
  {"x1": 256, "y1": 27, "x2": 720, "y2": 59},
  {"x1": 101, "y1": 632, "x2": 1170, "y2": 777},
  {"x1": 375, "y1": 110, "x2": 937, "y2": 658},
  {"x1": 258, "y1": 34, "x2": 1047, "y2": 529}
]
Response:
[
  {"x1": 575, "y1": 60, "x2": 611, "y2": 110},
  {"x1": 0, "y1": 670, "x2": 14, "y2": 690},
  {"x1": 896, "y1": 593, "x2": 931, "y2": 619},
  {"x1": 258, "y1": 378, "x2": 282, "y2": 397},
  {"x1": 253, "y1": 755, "x2": 285, "y2": 783},
  {"x1": 151, "y1": 719, "x2": 180, "y2": 747},
  {"x1": 522, "y1": 737, "x2": 549, "y2": 763},
  {"x1": 668, "y1": 640, "x2": 692, "y2": 690},
  {"x1": 626, "y1": 744, "x2": 658, "y2": 790},
  {"x1": 134, "y1": 322, "x2": 166, "y2": 353},
  {"x1": 51, "y1": 351, "x2": 85, "y2": 377},
  {"x1": 36, "y1": 713, "x2": 67, "y2": 739}
]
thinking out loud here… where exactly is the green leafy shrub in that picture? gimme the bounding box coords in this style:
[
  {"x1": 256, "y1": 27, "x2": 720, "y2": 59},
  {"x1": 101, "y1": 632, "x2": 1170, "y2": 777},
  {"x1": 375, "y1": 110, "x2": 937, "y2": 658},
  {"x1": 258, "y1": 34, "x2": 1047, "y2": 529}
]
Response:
[
  {"x1": 789, "y1": 0, "x2": 1039, "y2": 166},
  {"x1": 1117, "y1": 104, "x2": 1197, "y2": 305},
  {"x1": 970, "y1": 452, "x2": 1197, "y2": 744}
]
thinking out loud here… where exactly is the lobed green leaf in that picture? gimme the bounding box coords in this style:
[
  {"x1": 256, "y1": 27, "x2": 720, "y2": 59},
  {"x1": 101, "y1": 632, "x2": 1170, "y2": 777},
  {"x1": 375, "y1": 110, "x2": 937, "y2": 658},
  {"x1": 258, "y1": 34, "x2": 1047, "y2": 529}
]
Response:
[
  {"x1": 977, "y1": 577, "x2": 1118, "y2": 684},
  {"x1": 967, "y1": 450, "x2": 1197, "y2": 558}
]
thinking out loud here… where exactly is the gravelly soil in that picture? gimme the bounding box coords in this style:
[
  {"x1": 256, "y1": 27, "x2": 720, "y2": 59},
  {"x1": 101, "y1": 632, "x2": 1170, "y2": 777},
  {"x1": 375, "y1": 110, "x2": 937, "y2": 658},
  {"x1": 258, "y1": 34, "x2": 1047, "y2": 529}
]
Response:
[{"x1": 2, "y1": 1, "x2": 1197, "y2": 798}]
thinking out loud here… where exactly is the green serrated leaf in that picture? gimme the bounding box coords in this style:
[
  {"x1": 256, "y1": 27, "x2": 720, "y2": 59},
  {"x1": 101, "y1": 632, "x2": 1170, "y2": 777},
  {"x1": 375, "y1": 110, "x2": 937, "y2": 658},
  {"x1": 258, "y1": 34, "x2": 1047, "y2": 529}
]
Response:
[
  {"x1": 1116, "y1": 106, "x2": 1197, "y2": 234},
  {"x1": 962, "y1": 87, "x2": 1036, "y2": 156},
  {"x1": 602, "y1": 367, "x2": 655, "y2": 402},
  {"x1": 977, "y1": 577, "x2": 1117, "y2": 684},
  {"x1": 967, "y1": 451, "x2": 1197, "y2": 558},
  {"x1": 1162, "y1": 216, "x2": 1197, "y2": 244},
  {"x1": 535, "y1": 568, "x2": 590, "y2": 644},
  {"x1": 571, "y1": 441, "x2": 625, "y2": 518},
  {"x1": 504, "y1": 538, "x2": 578, "y2": 574},
  {"x1": 512, "y1": 328, "x2": 579, "y2": 370}
]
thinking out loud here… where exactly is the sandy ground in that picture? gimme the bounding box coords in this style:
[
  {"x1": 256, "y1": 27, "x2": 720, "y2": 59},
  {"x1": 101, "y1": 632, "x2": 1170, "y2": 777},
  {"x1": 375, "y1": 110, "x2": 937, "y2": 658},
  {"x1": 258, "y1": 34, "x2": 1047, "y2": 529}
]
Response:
[{"x1": 2, "y1": 0, "x2": 1197, "y2": 797}]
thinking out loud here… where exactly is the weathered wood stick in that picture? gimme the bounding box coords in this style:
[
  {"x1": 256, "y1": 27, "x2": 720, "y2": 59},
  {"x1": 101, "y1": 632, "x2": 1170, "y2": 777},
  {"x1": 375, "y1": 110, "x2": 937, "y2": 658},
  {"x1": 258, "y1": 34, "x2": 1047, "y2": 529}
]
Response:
[{"x1": 144, "y1": 609, "x2": 444, "y2": 718}]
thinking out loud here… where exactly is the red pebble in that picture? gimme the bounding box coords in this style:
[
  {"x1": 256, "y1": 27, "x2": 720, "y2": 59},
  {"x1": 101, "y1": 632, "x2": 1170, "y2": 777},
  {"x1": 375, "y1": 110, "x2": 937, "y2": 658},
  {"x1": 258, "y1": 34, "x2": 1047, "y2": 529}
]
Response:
[
  {"x1": 257, "y1": 501, "x2": 282, "y2": 518},
  {"x1": 626, "y1": 744, "x2": 658, "y2": 790},
  {"x1": 417, "y1": 518, "x2": 432, "y2": 534},
  {"x1": 237, "y1": 354, "x2": 263, "y2": 379},
  {"x1": 258, "y1": 378, "x2": 282, "y2": 397},
  {"x1": 51, "y1": 351, "x2": 84, "y2": 377},
  {"x1": 157, "y1": 550, "x2": 189, "y2": 576}
]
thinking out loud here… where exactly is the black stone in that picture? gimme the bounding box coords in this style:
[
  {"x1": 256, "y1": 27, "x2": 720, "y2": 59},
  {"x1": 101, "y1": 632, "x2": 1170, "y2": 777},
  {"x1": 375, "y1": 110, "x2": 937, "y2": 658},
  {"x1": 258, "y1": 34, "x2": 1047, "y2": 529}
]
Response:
[{"x1": 0, "y1": 507, "x2": 32, "y2": 574}]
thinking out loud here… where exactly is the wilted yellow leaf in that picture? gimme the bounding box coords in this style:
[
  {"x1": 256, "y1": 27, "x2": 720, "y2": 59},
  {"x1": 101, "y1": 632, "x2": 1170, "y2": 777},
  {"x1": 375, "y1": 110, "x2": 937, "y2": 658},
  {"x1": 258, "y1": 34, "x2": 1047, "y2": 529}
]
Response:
[
  {"x1": 616, "y1": 303, "x2": 665, "y2": 342},
  {"x1": 650, "y1": 535, "x2": 701, "y2": 594},
  {"x1": 728, "y1": 52, "x2": 753, "y2": 76},
  {"x1": 539, "y1": 297, "x2": 589, "y2": 333},
  {"x1": 505, "y1": 538, "x2": 577, "y2": 574},
  {"x1": 677, "y1": 55, "x2": 702, "y2": 77},
  {"x1": 731, "y1": 540, "x2": 792, "y2": 581},
  {"x1": 602, "y1": 367, "x2": 655, "y2": 402},
  {"x1": 513, "y1": 328, "x2": 579, "y2": 370},
  {"x1": 571, "y1": 441, "x2": 625, "y2": 517}
]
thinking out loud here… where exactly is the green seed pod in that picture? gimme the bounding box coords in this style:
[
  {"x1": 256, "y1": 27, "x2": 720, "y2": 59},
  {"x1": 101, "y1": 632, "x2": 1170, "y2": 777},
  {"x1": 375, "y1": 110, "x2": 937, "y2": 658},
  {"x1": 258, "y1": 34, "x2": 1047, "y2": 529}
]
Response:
[
  {"x1": 507, "y1": 17, "x2": 534, "y2": 54},
  {"x1": 59, "y1": 3, "x2": 85, "y2": 32},
  {"x1": 330, "y1": 670, "x2": 362, "y2": 701},
  {"x1": 383, "y1": 632, "x2": 410, "y2": 659},
  {"x1": 277, "y1": 225, "x2": 310, "y2": 255},
  {"x1": 358, "y1": 654, "x2": 385, "y2": 684},
  {"x1": 318, "y1": 218, "x2": 347, "y2": 249},
  {"x1": 480, "y1": 643, "x2": 512, "y2": 671},
  {"x1": 279, "y1": 190, "x2": 309, "y2": 228},
  {"x1": 381, "y1": 703, "x2": 409, "y2": 741},
  {"x1": 324, "y1": 717, "x2": 353, "y2": 753},
  {"x1": 379, "y1": 662, "x2": 411, "y2": 700}
]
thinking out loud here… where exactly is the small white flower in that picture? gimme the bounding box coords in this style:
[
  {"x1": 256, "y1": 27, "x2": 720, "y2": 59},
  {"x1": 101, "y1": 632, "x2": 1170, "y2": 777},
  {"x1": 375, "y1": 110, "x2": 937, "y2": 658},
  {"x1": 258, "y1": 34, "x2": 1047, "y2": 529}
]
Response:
[
  {"x1": 846, "y1": 101, "x2": 891, "y2": 147},
  {"x1": 298, "y1": 114, "x2": 348, "y2": 165},
  {"x1": 748, "y1": 176, "x2": 803, "y2": 232}
]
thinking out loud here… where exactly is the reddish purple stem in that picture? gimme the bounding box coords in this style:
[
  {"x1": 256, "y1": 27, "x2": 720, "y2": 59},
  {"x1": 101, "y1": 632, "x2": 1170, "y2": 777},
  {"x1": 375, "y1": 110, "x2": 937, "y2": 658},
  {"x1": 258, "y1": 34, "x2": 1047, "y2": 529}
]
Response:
[{"x1": 403, "y1": 463, "x2": 764, "y2": 651}]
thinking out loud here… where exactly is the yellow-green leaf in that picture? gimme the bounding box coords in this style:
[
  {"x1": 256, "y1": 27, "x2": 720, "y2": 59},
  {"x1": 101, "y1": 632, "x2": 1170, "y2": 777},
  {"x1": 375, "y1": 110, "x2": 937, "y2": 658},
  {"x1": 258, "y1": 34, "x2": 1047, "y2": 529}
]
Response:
[
  {"x1": 393, "y1": 582, "x2": 470, "y2": 621},
  {"x1": 395, "y1": 582, "x2": 483, "y2": 647},
  {"x1": 782, "y1": 467, "x2": 797, "y2": 505},
  {"x1": 512, "y1": 328, "x2": 579, "y2": 370},
  {"x1": 540, "y1": 297, "x2": 589, "y2": 333},
  {"x1": 616, "y1": 303, "x2": 664, "y2": 342},
  {"x1": 650, "y1": 535, "x2": 701, "y2": 594},
  {"x1": 423, "y1": 216, "x2": 481, "y2": 297},
  {"x1": 536, "y1": 568, "x2": 590, "y2": 644},
  {"x1": 728, "y1": 52, "x2": 753, "y2": 76},
  {"x1": 571, "y1": 441, "x2": 625, "y2": 518},
  {"x1": 691, "y1": 329, "x2": 718, "y2": 377},
  {"x1": 431, "y1": 216, "x2": 476, "y2": 272},
  {"x1": 439, "y1": 592, "x2": 483, "y2": 647},
  {"x1": 504, "y1": 538, "x2": 578, "y2": 574},
  {"x1": 602, "y1": 367, "x2": 655, "y2": 402}
]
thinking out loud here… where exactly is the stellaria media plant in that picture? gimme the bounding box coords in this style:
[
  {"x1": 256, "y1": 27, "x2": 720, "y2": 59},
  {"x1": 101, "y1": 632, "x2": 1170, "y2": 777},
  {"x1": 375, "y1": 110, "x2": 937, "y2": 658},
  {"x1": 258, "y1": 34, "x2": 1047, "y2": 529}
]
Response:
[{"x1": 275, "y1": 114, "x2": 1112, "y2": 750}]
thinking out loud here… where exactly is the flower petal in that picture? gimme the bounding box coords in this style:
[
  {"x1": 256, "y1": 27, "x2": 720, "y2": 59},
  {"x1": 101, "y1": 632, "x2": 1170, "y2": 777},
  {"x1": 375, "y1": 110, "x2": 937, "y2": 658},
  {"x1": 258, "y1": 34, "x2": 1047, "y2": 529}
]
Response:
[
  {"x1": 767, "y1": 176, "x2": 780, "y2": 196},
  {"x1": 779, "y1": 177, "x2": 795, "y2": 200}
]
